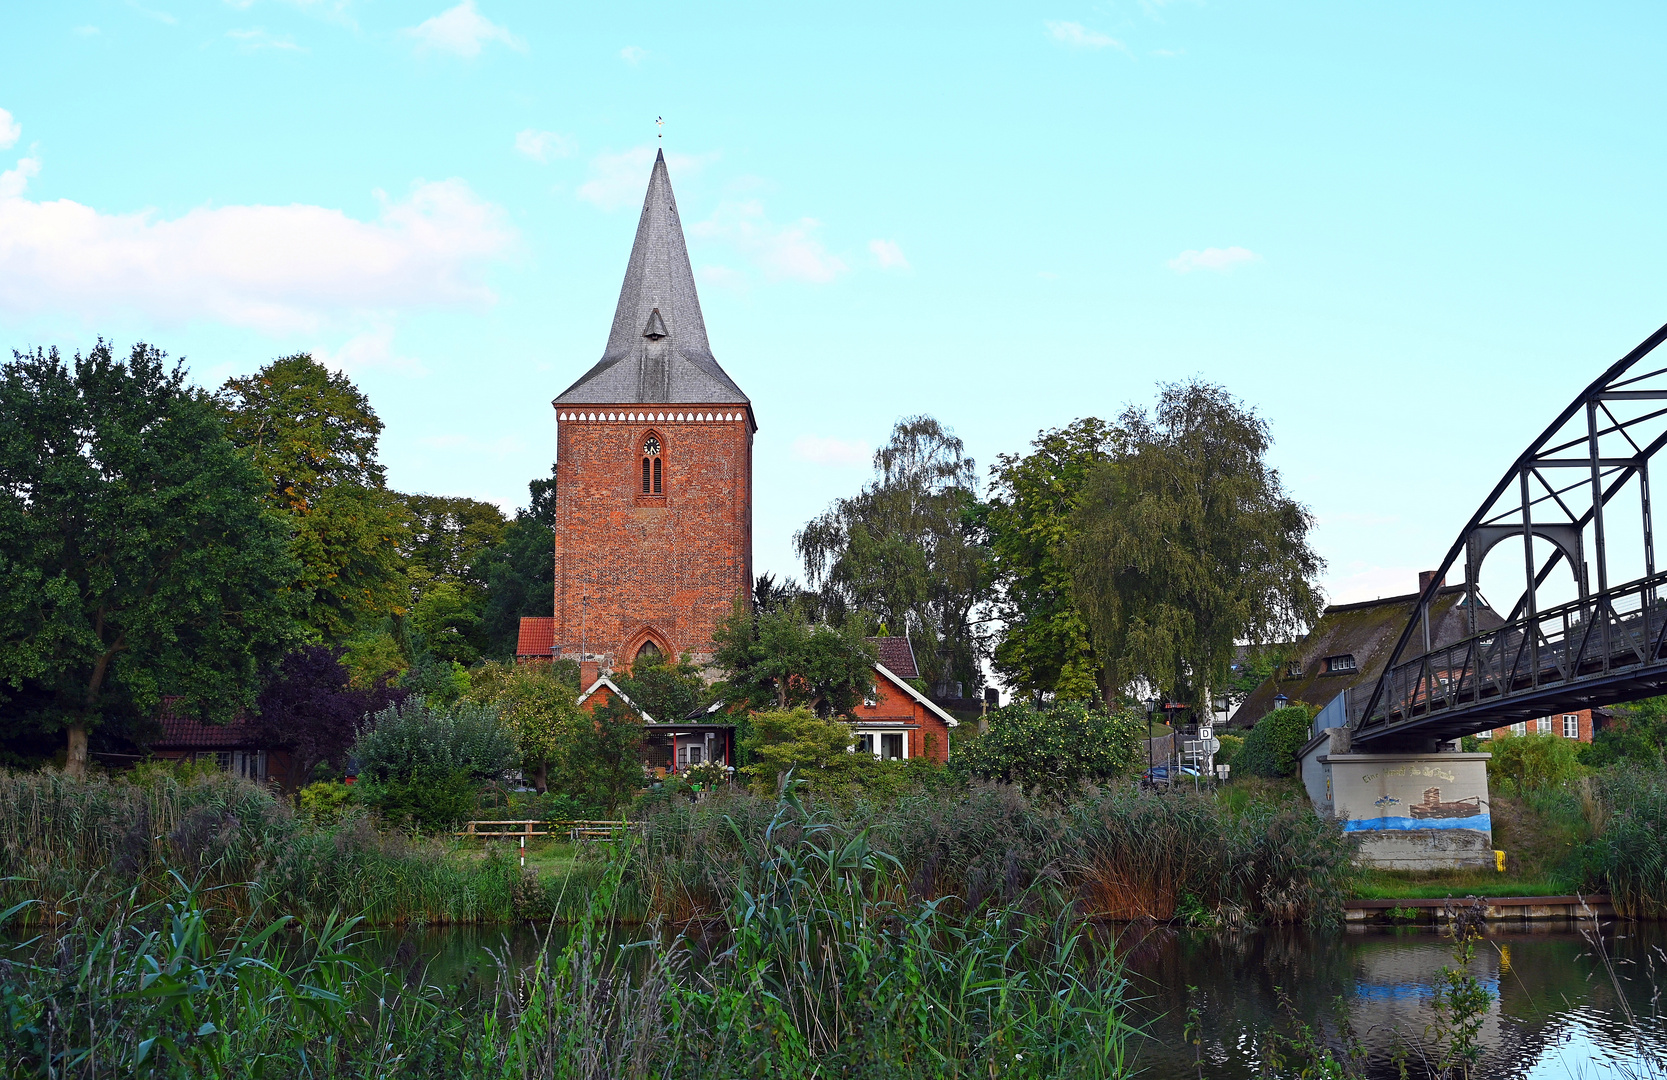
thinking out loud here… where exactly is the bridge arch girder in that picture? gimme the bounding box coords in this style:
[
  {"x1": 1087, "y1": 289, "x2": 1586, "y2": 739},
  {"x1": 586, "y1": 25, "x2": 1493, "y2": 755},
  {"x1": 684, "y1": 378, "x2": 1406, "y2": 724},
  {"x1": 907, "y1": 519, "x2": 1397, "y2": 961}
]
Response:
[{"x1": 1355, "y1": 320, "x2": 1667, "y2": 746}]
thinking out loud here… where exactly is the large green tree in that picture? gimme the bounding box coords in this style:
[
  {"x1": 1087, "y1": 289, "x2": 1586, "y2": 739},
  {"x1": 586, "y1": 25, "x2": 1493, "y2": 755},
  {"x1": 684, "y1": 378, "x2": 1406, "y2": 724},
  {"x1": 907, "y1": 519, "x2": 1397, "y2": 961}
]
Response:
[
  {"x1": 712, "y1": 598, "x2": 877, "y2": 717},
  {"x1": 794, "y1": 416, "x2": 992, "y2": 694},
  {"x1": 986, "y1": 418, "x2": 1111, "y2": 702},
  {"x1": 0, "y1": 342, "x2": 303, "y2": 775},
  {"x1": 1069, "y1": 380, "x2": 1323, "y2": 709},
  {"x1": 474, "y1": 465, "x2": 557, "y2": 660},
  {"x1": 219, "y1": 354, "x2": 408, "y2": 641}
]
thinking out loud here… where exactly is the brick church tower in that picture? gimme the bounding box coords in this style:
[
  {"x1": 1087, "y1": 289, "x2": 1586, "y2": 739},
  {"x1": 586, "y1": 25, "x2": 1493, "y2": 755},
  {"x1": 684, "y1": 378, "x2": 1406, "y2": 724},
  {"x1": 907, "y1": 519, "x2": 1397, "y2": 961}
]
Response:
[{"x1": 528, "y1": 150, "x2": 754, "y2": 673}]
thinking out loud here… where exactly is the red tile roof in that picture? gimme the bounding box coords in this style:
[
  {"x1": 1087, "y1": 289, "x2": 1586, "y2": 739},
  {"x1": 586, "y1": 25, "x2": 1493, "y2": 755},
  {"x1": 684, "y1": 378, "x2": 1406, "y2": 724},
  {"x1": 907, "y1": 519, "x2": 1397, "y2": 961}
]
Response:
[
  {"x1": 518, "y1": 617, "x2": 556, "y2": 657},
  {"x1": 152, "y1": 701, "x2": 261, "y2": 749},
  {"x1": 869, "y1": 636, "x2": 919, "y2": 680}
]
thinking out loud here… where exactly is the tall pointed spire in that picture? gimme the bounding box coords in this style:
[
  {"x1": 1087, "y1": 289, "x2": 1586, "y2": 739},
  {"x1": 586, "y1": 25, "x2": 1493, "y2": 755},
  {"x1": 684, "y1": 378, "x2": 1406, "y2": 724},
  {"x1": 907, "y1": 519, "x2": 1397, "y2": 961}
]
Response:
[{"x1": 554, "y1": 150, "x2": 749, "y2": 406}]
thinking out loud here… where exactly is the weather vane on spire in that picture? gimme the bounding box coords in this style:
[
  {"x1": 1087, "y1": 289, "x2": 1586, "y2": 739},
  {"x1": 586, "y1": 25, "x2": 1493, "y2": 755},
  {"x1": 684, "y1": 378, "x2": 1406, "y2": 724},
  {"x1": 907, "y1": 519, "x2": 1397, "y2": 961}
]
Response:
[{"x1": 656, "y1": 116, "x2": 663, "y2": 144}]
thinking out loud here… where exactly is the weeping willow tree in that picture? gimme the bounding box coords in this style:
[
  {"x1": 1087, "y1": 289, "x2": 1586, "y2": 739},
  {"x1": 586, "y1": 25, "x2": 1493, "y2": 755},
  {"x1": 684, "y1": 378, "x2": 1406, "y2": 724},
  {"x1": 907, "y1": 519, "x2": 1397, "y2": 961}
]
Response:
[
  {"x1": 793, "y1": 416, "x2": 993, "y2": 695},
  {"x1": 1068, "y1": 380, "x2": 1323, "y2": 710}
]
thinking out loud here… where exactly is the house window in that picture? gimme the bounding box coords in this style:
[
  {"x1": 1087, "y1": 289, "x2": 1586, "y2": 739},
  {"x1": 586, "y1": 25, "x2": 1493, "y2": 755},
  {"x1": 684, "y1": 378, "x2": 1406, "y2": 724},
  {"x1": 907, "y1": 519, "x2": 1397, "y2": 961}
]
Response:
[
  {"x1": 641, "y1": 436, "x2": 662, "y2": 494},
  {"x1": 855, "y1": 733, "x2": 875, "y2": 755},
  {"x1": 1285, "y1": 661, "x2": 1303, "y2": 678},
  {"x1": 1323, "y1": 654, "x2": 1357, "y2": 674},
  {"x1": 1537, "y1": 716, "x2": 1553, "y2": 734},
  {"x1": 863, "y1": 690, "x2": 878, "y2": 708},
  {"x1": 214, "y1": 751, "x2": 232, "y2": 770},
  {"x1": 1476, "y1": 728, "x2": 1492, "y2": 740},
  {"x1": 880, "y1": 733, "x2": 905, "y2": 760},
  {"x1": 678, "y1": 743, "x2": 704, "y2": 767},
  {"x1": 1564, "y1": 714, "x2": 1580, "y2": 738},
  {"x1": 1511, "y1": 721, "x2": 1527, "y2": 737}
]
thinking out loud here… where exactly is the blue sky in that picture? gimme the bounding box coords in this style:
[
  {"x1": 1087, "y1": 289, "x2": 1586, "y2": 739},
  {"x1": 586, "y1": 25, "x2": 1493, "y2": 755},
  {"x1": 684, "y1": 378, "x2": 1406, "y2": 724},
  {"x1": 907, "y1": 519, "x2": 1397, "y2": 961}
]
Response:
[{"x1": 2, "y1": 1, "x2": 1665, "y2": 606}]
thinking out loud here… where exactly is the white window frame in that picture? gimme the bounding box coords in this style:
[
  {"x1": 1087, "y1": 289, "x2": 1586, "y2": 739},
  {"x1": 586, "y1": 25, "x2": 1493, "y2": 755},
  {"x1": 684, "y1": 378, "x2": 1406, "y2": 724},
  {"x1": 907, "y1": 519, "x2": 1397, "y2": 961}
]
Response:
[
  {"x1": 852, "y1": 729, "x2": 909, "y2": 760},
  {"x1": 1537, "y1": 716, "x2": 1553, "y2": 734},
  {"x1": 1476, "y1": 728, "x2": 1492, "y2": 740},
  {"x1": 1564, "y1": 714, "x2": 1580, "y2": 739},
  {"x1": 1511, "y1": 721, "x2": 1527, "y2": 737}
]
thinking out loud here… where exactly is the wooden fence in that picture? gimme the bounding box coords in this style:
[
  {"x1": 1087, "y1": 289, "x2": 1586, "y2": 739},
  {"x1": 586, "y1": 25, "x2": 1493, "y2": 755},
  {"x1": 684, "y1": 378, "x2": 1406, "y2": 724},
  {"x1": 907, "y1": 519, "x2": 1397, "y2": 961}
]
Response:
[{"x1": 455, "y1": 819, "x2": 639, "y2": 843}]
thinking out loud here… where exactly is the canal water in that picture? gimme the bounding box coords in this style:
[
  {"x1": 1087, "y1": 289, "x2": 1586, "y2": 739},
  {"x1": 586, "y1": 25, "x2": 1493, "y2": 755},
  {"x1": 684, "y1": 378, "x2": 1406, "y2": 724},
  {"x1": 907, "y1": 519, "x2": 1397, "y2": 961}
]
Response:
[{"x1": 379, "y1": 918, "x2": 1667, "y2": 1079}]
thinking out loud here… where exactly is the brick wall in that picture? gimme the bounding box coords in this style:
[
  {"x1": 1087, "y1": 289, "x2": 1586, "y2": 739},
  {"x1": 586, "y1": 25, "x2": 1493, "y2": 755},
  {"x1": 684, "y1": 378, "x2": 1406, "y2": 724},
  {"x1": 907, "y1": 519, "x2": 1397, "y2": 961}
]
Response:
[
  {"x1": 1479, "y1": 707, "x2": 1594, "y2": 743},
  {"x1": 551, "y1": 406, "x2": 752, "y2": 671},
  {"x1": 849, "y1": 668, "x2": 955, "y2": 764}
]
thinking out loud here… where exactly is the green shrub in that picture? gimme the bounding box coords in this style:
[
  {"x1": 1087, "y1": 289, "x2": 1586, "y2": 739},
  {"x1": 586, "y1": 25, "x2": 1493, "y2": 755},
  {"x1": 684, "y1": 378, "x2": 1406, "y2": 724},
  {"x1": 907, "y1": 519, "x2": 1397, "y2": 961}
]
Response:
[
  {"x1": 1486, "y1": 732, "x2": 1584, "y2": 794},
  {"x1": 297, "y1": 779, "x2": 353, "y2": 823},
  {"x1": 1215, "y1": 732, "x2": 1245, "y2": 773},
  {"x1": 352, "y1": 697, "x2": 516, "y2": 830},
  {"x1": 1236, "y1": 705, "x2": 1315, "y2": 778},
  {"x1": 954, "y1": 700, "x2": 1146, "y2": 801}
]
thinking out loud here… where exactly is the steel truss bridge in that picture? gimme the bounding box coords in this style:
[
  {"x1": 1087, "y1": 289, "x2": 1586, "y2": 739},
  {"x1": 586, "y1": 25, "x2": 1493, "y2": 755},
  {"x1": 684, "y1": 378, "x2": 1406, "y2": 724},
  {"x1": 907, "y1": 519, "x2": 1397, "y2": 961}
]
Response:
[{"x1": 1355, "y1": 321, "x2": 1667, "y2": 749}]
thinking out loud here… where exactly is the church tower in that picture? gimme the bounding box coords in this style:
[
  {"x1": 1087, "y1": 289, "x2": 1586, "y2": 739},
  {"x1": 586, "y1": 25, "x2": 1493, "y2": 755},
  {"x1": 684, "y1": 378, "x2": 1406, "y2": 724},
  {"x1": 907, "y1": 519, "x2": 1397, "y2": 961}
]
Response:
[{"x1": 543, "y1": 150, "x2": 753, "y2": 673}]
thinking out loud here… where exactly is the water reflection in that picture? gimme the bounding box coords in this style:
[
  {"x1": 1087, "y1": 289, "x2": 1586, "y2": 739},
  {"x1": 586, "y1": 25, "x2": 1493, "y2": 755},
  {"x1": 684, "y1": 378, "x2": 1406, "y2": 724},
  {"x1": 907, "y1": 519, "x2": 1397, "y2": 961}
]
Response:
[
  {"x1": 364, "y1": 919, "x2": 1666, "y2": 1078},
  {"x1": 1115, "y1": 921, "x2": 1667, "y2": 1079}
]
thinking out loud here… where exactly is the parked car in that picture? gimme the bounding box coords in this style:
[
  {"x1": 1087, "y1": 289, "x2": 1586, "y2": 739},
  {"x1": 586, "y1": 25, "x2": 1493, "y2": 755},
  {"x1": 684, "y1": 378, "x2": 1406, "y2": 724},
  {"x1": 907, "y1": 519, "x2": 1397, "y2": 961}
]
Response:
[{"x1": 1141, "y1": 765, "x2": 1201, "y2": 785}]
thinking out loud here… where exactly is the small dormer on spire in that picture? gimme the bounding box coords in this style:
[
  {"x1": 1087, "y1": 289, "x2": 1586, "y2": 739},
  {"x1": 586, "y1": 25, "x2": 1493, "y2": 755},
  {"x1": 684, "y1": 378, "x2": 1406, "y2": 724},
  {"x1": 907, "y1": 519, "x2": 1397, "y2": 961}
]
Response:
[{"x1": 642, "y1": 308, "x2": 668, "y2": 340}]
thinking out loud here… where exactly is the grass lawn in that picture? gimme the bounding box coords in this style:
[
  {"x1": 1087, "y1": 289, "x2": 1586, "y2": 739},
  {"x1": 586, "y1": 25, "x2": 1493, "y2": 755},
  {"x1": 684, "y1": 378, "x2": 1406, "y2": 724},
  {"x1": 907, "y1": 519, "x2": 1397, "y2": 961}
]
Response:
[
  {"x1": 1352, "y1": 868, "x2": 1572, "y2": 900},
  {"x1": 453, "y1": 837, "x2": 581, "y2": 879}
]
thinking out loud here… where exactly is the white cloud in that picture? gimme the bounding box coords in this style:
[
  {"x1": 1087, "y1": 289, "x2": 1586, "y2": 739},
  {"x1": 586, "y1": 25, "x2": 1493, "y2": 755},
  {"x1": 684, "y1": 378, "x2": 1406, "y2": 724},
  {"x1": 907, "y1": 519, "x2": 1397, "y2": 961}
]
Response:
[
  {"x1": 227, "y1": 27, "x2": 303, "y2": 50},
  {"x1": 1152, "y1": 47, "x2": 1183, "y2": 57},
  {"x1": 1046, "y1": 20, "x2": 1127, "y2": 51},
  {"x1": 0, "y1": 161, "x2": 517, "y2": 332},
  {"x1": 0, "y1": 110, "x2": 19, "y2": 151},
  {"x1": 696, "y1": 264, "x2": 749, "y2": 293},
  {"x1": 868, "y1": 238, "x2": 909, "y2": 270},
  {"x1": 619, "y1": 45, "x2": 646, "y2": 64},
  {"x1": 314, "y1": 326, "x2": 427, "y2": 376},
  {"x1": 792, "y1": 435, "x2": 869, "y2": 467},
  {"x1": 1167, "y1": 246, "x2": 1261, "y2": 273},
  {"x1": 73, "y1": 25, "x2": 101, "y2": 36},
  {"x1": 692, "y1": 200, "x2": 847, "y2": 284},
  {"x1": 514, "y1": 128, "x2": 575, "y2": 163},
  {"x1": 0, "y1": 155, "x2": 40, "y2": 199},
  {"x1": 404, "y1": 1, "x2": 523, "y2": 58},
  {"x1": 576, "y1": 145, "x2": 712, "y2": 211}
]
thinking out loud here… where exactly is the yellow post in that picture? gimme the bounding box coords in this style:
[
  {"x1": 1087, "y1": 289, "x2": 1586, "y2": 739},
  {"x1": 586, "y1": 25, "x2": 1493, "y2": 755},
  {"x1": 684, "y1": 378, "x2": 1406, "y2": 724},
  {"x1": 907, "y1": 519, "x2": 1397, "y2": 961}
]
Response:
[{"x1": 1495, "y1": 850, "x2": 1507, "y2": 872}]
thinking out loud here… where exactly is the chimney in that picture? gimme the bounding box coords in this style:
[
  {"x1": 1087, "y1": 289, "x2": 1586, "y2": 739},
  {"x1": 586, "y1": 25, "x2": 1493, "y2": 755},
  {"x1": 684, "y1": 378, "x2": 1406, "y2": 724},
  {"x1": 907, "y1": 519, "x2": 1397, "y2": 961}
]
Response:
[
  {"x1": 580, "y1": 658, "x2": 599, "y2": 688},
  {"x1": 1419, "y1": 570, "x2": 1445, "y2": 594}
]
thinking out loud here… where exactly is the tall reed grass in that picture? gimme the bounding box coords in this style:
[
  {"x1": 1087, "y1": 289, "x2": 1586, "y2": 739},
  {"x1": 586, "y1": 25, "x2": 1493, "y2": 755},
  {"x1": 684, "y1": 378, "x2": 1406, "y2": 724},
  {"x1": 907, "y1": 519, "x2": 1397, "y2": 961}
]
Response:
[
  {"x1": 2, "y1": 788, "x2": 1140, "y2": 1079},
  {"x1": 1590, "y1": 765, "x2": 1667, "y2": 917},
  {"x1": 0, "y1": 769, "x2": 598, "y2": 926},
  {"x1": 632, "y1": 779, "x2": 1355, "y2": 926}
]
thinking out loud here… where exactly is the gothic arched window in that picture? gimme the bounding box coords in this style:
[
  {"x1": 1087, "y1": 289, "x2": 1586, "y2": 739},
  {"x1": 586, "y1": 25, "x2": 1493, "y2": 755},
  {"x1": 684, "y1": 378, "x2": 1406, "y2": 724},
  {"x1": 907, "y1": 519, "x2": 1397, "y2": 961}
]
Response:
[{"x1": 641, "y1": 435, "x2": 662, "y2": 494}]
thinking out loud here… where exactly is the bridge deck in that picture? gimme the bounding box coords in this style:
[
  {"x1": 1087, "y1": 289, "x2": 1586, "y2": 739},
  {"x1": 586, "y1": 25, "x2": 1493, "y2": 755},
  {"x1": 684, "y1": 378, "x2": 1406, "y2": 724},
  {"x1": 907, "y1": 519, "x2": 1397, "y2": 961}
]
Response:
[{"x1": 1355, "y1": 572, "x2": 1667, "y2": 744}]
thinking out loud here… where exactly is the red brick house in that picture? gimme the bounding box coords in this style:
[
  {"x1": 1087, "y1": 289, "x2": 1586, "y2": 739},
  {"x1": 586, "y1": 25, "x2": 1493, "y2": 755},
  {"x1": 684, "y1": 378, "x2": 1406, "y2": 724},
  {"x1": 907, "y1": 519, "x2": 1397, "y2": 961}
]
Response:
[
  {"x1": 147, "y1": 708, "x2": 288, "y2": 784},
  {"x1": 1475, "y1": 708, "x2": 1602, "y2": 744},
  {"x1": 532, "y1": 149, "x2": 753, "y2": 676},
  {"x1": 851, "y1": 636, "x2": 958, "y2": 764}
]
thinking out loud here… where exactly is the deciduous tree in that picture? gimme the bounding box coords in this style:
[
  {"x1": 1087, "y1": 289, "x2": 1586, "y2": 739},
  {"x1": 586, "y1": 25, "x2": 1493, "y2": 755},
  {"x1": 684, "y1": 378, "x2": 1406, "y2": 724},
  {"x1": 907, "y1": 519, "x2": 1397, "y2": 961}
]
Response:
[
  {"x1": 473, "y1": 465, "x2": 557, "y2": 660},
  {"x1": 712, "y1": 598, "x2": 876, "y2": 716},
  {"x1": 986, "y1": 418, "x2": 1111, "y2": 702},
  {"x1": 0, "y1": 342, "x2": 303, "y2": 775},
  {"x1": 219, "y1": 354, "x2": 408, "y2": 641},
  {"x1": 1069, "y1": 381, "x2": 1323, "y2": 709},
  {"x1": 252, "y1": 645, "x2": 405, "y2": 789},
  {"x1": 467, "y1": 658, "x2": 581, "y2": 793},
  {"x1": 794, "y1": 416, "x2": 992, "y2": 695}
]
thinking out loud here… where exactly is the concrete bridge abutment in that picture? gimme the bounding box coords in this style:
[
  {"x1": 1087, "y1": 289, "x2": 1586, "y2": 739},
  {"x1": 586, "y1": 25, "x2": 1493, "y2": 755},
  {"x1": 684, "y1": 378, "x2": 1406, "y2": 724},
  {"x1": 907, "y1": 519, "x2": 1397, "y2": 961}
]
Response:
[{"x1": 1300, "y1": 727, "x2": 1496, "y2": 871}]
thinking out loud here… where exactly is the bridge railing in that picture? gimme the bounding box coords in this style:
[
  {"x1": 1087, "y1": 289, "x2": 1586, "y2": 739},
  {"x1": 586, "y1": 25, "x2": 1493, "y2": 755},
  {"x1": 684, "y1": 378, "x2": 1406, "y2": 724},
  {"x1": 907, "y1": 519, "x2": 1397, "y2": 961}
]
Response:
[{"x1": 1360, "y1": 571, "x2": 1667, "y2": 734}]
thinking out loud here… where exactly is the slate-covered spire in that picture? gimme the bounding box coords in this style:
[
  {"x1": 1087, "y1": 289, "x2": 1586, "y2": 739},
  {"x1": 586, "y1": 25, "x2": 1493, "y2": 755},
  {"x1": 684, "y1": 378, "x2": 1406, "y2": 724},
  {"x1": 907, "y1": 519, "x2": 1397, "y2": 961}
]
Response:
[{"x1": 554, "y1": 150, "x2": 749, "y2": 406}]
